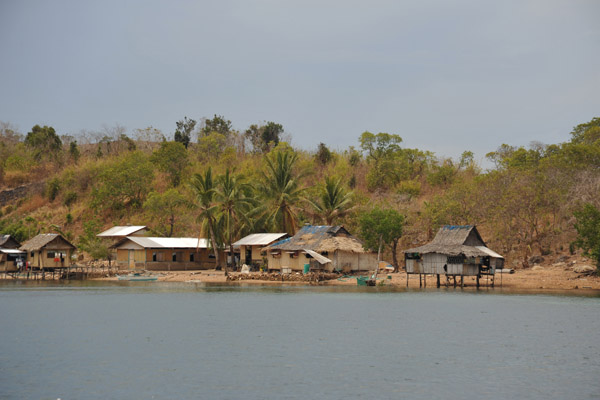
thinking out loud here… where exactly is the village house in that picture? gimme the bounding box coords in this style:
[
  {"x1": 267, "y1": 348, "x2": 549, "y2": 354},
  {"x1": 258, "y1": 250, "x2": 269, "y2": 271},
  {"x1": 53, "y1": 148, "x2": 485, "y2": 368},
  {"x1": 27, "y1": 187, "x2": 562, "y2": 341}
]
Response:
[
  {"x1": 0, "y1": 235, "x2": 26, "y2": 272},
  {"x1": 111, "y1": 236, "x2": 225, "y2": 270},
  {"x1": 19, "y1": 233, "x2": 76, "y2": 270},
  {"x1": 97, "y1": 225, "x2": 148, "y2": 260},
  {"x1": 403, "y1": 225, "x2": 504, "y2": 287},
  {"x1": 232, "y1": 233, "x2": 288, "y2": 267},
  {"x1": 263, "y1": 225, "x2": 377, "y2": 273}
]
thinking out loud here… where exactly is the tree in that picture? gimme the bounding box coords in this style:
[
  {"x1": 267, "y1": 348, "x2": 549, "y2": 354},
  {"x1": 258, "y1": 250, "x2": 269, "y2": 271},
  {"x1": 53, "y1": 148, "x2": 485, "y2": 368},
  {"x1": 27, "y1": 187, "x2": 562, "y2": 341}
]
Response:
[
  {"x1": 358, "y1": 207, "x2": 405, "y2": 270},
  {"x1": 25, "y1": 125, "x2": 62, "y2": 161},
  {"x1": 245, "y1": 121, "x2": 285, "y2": 153},
  {"x1": 201, "y1": 114, "x2": 232, "y2": 137},
  {"x1": 78, "y1": 218, "x2": 109, "y2": 260},
  {"x1": 190, "y1": 168, "x2": 222, "y2": 268},
  {"x1": 215, "y1": 169, "x2": 255, "y2": 264},
  {"x1": 143, "y1": 189, "x2": 187, "y2": 237},
  {"x1": 573, "y1": 203, "x2": 600, "y2": 272},
  {"x1": 69, "y1": 141, "x2": 80, "y2": 163},
  {"x1": 315, "y1": 142, "x2": 333, "y2": 165},
  {"x1": 151, "y1": 141, "x2": 189, "y2": 187},
  {"x1": 259, "y1": 148, "x2": 305, "y2": 234},
  {"x1": 307, "y1": 176, "x2": 354, "y2": 225},
  {"x1": 91, "y1": 151, "x2": 154, "y2": 212},
  {"x1": 174, "y1": 116, "x2": 196, "y2": 148}
]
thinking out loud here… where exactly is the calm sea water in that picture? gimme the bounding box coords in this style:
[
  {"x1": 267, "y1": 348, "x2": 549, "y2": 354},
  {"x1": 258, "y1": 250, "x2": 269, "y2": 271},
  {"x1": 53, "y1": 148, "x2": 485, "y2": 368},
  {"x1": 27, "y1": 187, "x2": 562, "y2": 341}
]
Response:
[{"x1": 0, "y1": 282, "x2": 599, "y2": 400}]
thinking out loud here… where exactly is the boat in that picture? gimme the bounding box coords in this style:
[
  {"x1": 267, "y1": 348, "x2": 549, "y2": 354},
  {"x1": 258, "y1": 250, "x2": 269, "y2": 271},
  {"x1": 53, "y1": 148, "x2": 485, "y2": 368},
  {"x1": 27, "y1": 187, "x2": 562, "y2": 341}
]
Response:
[
  {"x1": 117, "y1": 273, "x2": 158, "y2": 281},
  {"x1": 356, "y1": 276, "x2": 376, "y2": 286}
]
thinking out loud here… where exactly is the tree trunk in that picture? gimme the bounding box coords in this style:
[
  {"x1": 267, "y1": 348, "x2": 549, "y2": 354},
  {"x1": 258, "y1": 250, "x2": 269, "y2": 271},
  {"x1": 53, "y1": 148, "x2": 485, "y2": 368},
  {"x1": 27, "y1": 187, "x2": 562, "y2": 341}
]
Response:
[
  {"x1": 392, "y1": 238, "x2": 399, "y2": 272},
  {"x1": 208, "y1": 223, "x2": 221, "y2": 269}
]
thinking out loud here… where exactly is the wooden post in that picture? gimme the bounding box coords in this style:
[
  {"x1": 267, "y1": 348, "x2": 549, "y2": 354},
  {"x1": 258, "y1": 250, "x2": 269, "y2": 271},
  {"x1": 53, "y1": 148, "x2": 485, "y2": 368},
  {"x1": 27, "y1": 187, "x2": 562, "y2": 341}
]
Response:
[
  {"x1": 453, "y1": 275, "x2": 457, "y2": 288},
  {"x1": 424, "y1": 274, "x2": 426, "y2": 287},
  {"x1": 436, "y1": 274, "x2": 440, "y2": 288},
  {"x1": 461, "y1": 275, "x2": 464, "y2": 288},
  {"x1": 406, "y1": 273, "x2": 409, "y2": 288},
  {"x1": 419, "y1": 274, "x2": 422, "y2": 288},
  {"x1": 476, "y1": 275, "x2": 480, "y2": 288}
]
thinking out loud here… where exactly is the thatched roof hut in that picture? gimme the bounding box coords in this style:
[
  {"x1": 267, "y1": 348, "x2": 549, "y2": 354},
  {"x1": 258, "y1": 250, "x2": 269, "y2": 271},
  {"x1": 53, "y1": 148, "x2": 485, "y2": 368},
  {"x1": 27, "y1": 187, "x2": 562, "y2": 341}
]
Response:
[
  {"x1": 20, "y1": 233, "x2": 75, "y2": 252},
  {"x1": 404, "y1": 225, "x2": 503, "y2": 259},
  {"x1": 266, "y1": 225, "x2": 367, "y2": 253},
  {"x1": 0, "y1": 235, "x2": 21, "y2": 249}
]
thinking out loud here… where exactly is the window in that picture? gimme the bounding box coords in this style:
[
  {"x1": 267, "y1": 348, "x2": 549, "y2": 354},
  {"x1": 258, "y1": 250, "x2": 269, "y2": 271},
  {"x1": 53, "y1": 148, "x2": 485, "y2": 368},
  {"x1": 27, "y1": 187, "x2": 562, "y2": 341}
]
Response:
[
  {"x1": 447, "y1": 255, "x2": 465, "y2": 264},
  {"x1": 172, "y1": 252, "x2": 177, "y2": 262},
  {"x1": 47, "y1": 251, "x2": 55, "y2": 259},
  {"x1": 152, "y1": 252, "x2": 157, "y2": 262},
  {"x1": 190, "y1": 253, "x2": 195, "y2": 262}
]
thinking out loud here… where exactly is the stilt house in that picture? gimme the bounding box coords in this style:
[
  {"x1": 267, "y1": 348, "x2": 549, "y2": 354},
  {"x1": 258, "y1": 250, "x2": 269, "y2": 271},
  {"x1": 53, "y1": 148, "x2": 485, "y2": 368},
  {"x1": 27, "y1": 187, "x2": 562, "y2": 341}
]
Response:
[
  {"x1": 0, "y1": 235, "x2": 26, "y2": 272},
  {"x1": 404, "y1": 225, "x2": 504, "y2": 278},
  {"x1": 264, "y1": 225, "x2": 377, "y2": 273},
  {"x1": 19, "y1": 234, "x2": 76, "y2": 270}
]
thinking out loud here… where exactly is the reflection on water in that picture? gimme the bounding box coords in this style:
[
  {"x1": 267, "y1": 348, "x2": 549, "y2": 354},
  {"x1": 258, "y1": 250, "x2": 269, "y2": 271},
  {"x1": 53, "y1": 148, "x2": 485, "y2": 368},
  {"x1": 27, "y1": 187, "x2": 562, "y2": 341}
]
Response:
[{"x1": 0, "y1": 282, "x2": 599, "y2": 400}]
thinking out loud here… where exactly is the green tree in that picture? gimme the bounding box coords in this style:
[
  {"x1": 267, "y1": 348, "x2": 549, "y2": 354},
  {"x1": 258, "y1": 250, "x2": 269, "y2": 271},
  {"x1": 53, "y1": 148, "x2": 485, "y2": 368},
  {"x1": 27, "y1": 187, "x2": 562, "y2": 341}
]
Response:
[
  {"x1": 143, "y1": 189, "x2": 187, "y2": 237},
  {"x1": 91, "y1": 151, "x2": 154, "y2": 212},
  {"x1": 215, "y1": 169, "x2": 255, "y2": 263},
  {"x1": 190, "y1": 168, "x2": 223, "y2": 268},
  {"x1": 573, "y1": 203, "x2": 600, "y2": 272},
  {"x1": 69, "y1": 141, "x2": 80, "y2": 163},
  {"x1": 259, "y1": 148, "x2": 305, "y2": 234},
  {"x1": 307, "y1": 176, "x2": 353, "y2": 225},
  {"x1": 78, "y1": 218, "x2": 109, "y2": 260},
  {"x1": 315, "y1": 142, "x2": 333, "y2": 165},
  {"x1": 151, "y1": 141, "x2": 189, "y2": 187},
  {"x1": 245, "y1": 121, "x2": 285, "y2": 153},
  {"x1": 25, "y1": 124, "x2": 62, "y2": 161},
  {"x1": 201, "y1": 114, "x2": 232, "y2": 137},
  {"x1": 174, "y1": 116, "x2": 196, "y2": 148},
  {"x1": 196, "y1": 132, "x2": 227, "y2": 161},
  {"x1": 358, "y1": 207, "x2": 405, "y2": 270}
]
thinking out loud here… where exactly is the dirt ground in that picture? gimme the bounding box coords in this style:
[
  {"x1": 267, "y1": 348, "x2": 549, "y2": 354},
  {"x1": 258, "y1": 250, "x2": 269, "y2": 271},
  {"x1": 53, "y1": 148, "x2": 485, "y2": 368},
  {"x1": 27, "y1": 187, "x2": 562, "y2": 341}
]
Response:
[{"x1": 94, "y1": 259, "x2": 600, "y2": 292}]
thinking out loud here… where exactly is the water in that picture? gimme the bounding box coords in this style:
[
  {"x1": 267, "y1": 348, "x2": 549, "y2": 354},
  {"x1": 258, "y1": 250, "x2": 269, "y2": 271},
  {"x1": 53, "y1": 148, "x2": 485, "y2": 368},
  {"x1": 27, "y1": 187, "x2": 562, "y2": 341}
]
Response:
[{"x1": 0, "y1": 282, "x2": 599, "y2": 400}]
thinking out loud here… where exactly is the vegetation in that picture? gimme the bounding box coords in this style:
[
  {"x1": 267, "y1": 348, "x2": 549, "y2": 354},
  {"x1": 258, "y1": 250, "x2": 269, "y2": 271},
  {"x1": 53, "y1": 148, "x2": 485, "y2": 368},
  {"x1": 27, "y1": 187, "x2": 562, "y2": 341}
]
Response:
[{"x1": 0, "y1": 116, "x2": 599, "y2": 268}]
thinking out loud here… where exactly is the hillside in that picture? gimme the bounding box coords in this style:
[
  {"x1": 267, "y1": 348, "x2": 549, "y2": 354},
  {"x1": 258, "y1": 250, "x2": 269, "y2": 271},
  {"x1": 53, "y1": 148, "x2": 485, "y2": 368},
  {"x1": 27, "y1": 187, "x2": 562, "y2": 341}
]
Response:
[{"x1": 1, "y1": 117, "x2": 599, "y2": 270}]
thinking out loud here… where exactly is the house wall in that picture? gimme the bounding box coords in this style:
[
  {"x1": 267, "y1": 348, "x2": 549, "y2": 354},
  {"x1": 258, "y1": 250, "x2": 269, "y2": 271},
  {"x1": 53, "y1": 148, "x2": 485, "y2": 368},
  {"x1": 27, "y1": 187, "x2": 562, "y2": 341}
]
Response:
[
  {"x1": 267, "y1": 251, "x2": 376, "y2": 273},
  {"x1": 115, "y1": 248, "x2": 224, "y2": 270},
  {"x1": 406, "y1": 253, "x2": 494, "y2": 276},
  {"x1": 26, "y1": 249, "x2": 72, "y2": 269}
]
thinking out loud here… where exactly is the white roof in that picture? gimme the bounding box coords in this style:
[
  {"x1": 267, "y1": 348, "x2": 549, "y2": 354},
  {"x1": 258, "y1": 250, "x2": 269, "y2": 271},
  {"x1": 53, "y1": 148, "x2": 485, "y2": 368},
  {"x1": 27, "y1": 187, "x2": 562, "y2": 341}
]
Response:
[
  {"x1": 98, "y1": 226, "x2": 147, "y2": 237},
  {"x1": 303, "y1": 249, "x2": 332, "y2": 264},
  {"x1": 118, "y1": 237, "x2": 211, "y2": 249},
  {"x1": 475, "y1": 246, "x2": 504, "y2": 259},
  {"x1": 233, "y1": 233, "x2": 287, "y2": 246},
  {"x1": 0, "y1": 248, "x2": 26, "y2": 254}
]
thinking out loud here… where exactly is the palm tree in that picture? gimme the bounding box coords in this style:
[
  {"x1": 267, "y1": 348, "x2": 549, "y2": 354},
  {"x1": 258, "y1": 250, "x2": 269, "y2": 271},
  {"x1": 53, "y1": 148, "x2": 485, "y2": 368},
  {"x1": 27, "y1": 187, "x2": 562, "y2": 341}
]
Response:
[
  {"x1": 307, "y1": 176, "x2": 354, "y2": 225},
  {"x1": 259, "y1": 150, "x2": 305, "y2": 234},
  {"x1": 215, "y1": 169, "x2": 255, "y2": 265},
  {"x1": 190, "y1": 167, "x2": 222, "y2": 268}
]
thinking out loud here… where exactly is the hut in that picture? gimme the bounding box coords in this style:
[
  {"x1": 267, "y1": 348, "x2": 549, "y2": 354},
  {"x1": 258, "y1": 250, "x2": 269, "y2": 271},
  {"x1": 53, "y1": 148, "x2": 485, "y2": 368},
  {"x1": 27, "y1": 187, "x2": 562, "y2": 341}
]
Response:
[
  {"x1": 20, "y1": 234, "x2": 76, "y2": 270},
  {"x1": 403, "y1": 225, "x2": 504, "y2": 287},
  {"x1": 232, "y1": 233, "x2": 289, "y2": 267},
  {"x1": 264, "y1": 225, "x2": 377, "y2": 273},
  {"x1": 111, "y1": 236, "x2": 226, "y2": 270},
  {"x1": 0, "y1": 235, "x2": 26, "y2": 272}
]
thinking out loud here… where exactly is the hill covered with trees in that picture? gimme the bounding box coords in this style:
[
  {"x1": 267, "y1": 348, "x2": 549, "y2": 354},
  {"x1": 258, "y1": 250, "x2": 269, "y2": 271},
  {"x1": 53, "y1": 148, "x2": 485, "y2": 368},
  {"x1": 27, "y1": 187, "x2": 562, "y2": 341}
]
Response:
[{"x1": 1, "y1": 116, "x2": 599, "y2": 271}]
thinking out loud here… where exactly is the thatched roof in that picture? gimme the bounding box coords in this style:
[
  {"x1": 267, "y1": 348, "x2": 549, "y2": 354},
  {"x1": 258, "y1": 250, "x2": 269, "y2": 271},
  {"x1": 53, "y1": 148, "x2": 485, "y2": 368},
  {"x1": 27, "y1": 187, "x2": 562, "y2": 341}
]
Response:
[
  {"x1": 266, "y1": 225, "x2": 368, "y2": 253},
  {"x1": 0, "y1": 235, "x2": 21, "y2": 249},
  {"x1": 404, "y1": 225, "x2": 503, "y2": 258},
  {"x1": 20, "y1": 234, "x2": 76, "y2": 251}
]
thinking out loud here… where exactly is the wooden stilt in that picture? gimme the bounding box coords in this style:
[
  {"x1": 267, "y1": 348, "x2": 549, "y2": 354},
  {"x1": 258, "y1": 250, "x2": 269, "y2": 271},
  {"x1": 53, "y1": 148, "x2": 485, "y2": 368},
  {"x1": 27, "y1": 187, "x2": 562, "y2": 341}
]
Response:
[
  {"x1": 461, "y1": 275, "x2": 464, "y2": 288},
  {"x1": 424, "y1": 274, "x2": 427, "y2": 287},
  {"x1": 436, "y1": 274, "x2": 440, "y2": 288},
  {"x1": 406, "y1": 273, "x2": 409, "y2": 288},
  {"x1": 453, "y1": 275, "x2": 457, "y2": 288},
  {"x1": 476, "y1": 275, "x2": 480, "y2": 288},
  {"x1": 419, "y1": 274, "x2": 422, "y2": 288}
]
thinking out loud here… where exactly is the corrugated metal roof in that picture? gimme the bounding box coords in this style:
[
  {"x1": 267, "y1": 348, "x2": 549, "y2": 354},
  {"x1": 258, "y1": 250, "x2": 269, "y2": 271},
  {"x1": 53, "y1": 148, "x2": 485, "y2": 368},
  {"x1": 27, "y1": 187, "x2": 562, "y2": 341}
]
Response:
[
  {"x1": 119, "y1": 237, "x2": 210, "y2": 249},
  {"x1": 233, "y1": 233, "x2": 288, "y2": 246},
  {"x1": 303, "y1": 249, "x2": 332, "y2": 264},
  {"x1": 0, "y1": 249, "x2": 26, "y2": 254},
  {"x1": 97, "y1": 226, "x2": 147, "y2": 237},
  {"x1": 475, "y1": 246, "x2": 504, "y2": 259}
]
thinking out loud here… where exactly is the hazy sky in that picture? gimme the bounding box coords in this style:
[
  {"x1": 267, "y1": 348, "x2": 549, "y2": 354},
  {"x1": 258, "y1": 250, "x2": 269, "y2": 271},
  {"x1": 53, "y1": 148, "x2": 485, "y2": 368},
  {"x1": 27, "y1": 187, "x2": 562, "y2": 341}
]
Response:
[{"x1": 1, "y1": 0, "x2": 599, "y2": 163}]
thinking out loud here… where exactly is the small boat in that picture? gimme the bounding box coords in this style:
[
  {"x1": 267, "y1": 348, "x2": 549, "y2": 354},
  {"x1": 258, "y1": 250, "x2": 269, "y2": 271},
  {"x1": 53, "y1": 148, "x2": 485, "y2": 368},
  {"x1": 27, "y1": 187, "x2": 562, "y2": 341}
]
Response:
[
  {"x1": 117, "y1": 273, "x2": 158, "y2": 281},
  {"x1": 356, "y1": 276, "x2": 376, "y2": 286}
]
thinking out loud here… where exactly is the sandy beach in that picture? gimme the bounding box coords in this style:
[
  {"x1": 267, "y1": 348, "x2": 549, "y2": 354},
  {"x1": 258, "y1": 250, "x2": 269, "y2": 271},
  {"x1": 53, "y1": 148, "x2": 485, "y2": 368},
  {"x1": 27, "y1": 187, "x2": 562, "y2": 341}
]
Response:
[{"x1": 92, "y1": 259, "x2": 600, "y2": 291}]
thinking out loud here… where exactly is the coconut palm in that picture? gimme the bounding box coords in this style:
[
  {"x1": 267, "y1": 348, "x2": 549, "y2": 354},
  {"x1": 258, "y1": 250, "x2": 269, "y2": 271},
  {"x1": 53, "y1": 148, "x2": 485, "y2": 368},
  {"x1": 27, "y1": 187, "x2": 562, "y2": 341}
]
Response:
[
  {"x1": 259, "y1": 150, "x2": 305, "y2": 234},
  {"x1": 190, "y1": 167, "x2": 222, "y2": 268},
  {"x1": 215, "y1": 169, "x2": 256, "y2": 265},
  {"x1": 306, "y1": 176, "x2": 354, "y2": 225}
]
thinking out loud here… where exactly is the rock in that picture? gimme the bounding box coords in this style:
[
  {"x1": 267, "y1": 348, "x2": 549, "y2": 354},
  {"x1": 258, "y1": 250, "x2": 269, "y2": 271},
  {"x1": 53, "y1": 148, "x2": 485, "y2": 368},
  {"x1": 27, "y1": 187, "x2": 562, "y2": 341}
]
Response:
[
  {"x1": 552, "y1": 262, "x2": 566, "y2": 268},
  {"x1": 532, "y1": 265, "x2": 544, "y2": 271},
  {"x1": 556, "y1": 255, "x2": 570, "y2": 263},
  {"x1": 573, "y1": 265, "x2": 596, "y2": 274},
  {"x1": 529, "y1": 255, "x2": 545, "y2": 265}
]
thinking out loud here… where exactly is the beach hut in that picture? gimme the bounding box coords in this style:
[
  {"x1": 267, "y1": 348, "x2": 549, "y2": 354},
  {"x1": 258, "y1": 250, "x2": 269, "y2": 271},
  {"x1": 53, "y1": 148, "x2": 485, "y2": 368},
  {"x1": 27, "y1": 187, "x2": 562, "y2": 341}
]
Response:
[
  {"x1": 403, "y1": 225, "x2": 504, "y2": 287},
  {"x1": 232, "y1": 233, "x2": 289, "y2": 267},
  {"x1": 264, "y1": 225, "x2": 377, "y2": 273},
  {"x1": 20, "y1": 234, "x2": 76, "y2": 270},
  {"x1": 0, "y1": 235, "x2": 26, "y2": 272},
  {"x1": 111, "y1": 236, "x2": 225, "y2": 270}
]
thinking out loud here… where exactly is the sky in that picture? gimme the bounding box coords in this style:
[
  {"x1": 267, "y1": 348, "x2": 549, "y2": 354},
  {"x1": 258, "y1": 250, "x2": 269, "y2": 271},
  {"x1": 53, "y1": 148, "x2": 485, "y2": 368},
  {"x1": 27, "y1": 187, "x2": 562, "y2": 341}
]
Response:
[{"x1": 1, "y1": 0, "x2": 599, "y2": 164}]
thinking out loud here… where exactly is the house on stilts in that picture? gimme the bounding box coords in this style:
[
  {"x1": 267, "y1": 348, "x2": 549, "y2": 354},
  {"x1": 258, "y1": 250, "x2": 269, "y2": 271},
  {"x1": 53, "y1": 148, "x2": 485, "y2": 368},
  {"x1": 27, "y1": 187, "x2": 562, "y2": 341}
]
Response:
[{"x1": 403, "y1": 225, "x2": 504, "y2": 288}]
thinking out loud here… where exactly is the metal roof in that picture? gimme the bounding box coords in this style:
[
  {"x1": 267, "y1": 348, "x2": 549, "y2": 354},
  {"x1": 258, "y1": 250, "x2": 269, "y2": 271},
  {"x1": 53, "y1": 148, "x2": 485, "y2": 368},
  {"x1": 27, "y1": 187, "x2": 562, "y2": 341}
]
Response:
[
  {"x1": 233, "y1": 233, "x2": 288, "y2": 246},
  {"x1": 303, "y1": 249, "x2": 332, "y2": 264},
  {"x1": 0, "y1": 248, "x2": 26, "y2": 254},
  {"x1": 97, "y1": 226, "x2": 147, "y2": 237},
  {"x1": 117, "y1": 237, "x2": 210, "y2": 249}
]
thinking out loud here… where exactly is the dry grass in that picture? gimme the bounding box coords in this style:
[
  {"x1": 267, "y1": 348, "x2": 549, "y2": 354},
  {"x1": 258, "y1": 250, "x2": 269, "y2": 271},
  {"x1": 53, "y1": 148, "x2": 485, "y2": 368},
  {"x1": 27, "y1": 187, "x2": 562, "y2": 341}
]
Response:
[{"x1": 18, "y1": 194, "x2": 48, "y2": 214}]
